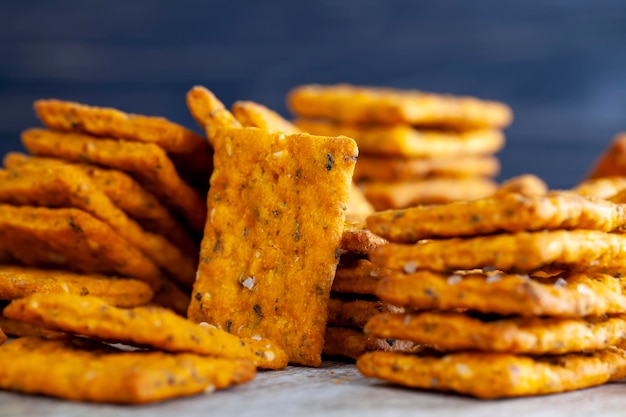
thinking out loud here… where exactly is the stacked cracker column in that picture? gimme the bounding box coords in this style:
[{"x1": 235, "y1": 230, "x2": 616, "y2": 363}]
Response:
[
  {"x1": 289, "y1": 84, "x2": 512, "y2": 210},
  {"x1": 356, "y1": 191, "x2": 626, "y2": 398}
]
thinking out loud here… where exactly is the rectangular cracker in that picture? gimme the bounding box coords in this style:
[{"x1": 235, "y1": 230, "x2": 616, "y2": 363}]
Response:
[
  {"x1": 295, "y1": 119, "x2": 505, "y2": 157},
  {"x1": 5, "y1": 294, "x2": 286, "y2": 370},
  {"x1": 376, "y1": 271, "x2": 626, "y2": 317},
  {"x1": 0, "y1": 163, "x2": 197, "y2": 287},
  {"x1": 21, "y1": 128, "x2": 206, "y2": 233},
  {"x1": 0, "y1": 265, "x2": 153, "y2": 307},
  {"x1": 232, "y1": 100, "x2": 302, "y2": 134},
  {"x1": 366, "y1": 312, "x2": 626, "y2": 355},
  {"x1": 0, "y1": 316, "x2": 66, "y2": 339},
  {"x1": 188, "y1": 125, "x2": 357, "y2": 366},
  {"x1": 362, "y1": 178, "x2": 497, "y2": 210},
  {"x1": 328, "y1": 297, "x2": 403, "y2": 328},
  {"x1": 332, "y1": 258, "x2": 391, "y2": 295},
  {"x1": 353, "y1": 155, "x2": 500, "y2": 182},
  {"x1": 0, "y1": 337, "x2": 255, "y2": 404},
  {"x1": 323, "y1": 327, "x2": 422, "y2": 361},
  {"x1": 357, "y1": 349, "x2": 626, "y2": 399}
]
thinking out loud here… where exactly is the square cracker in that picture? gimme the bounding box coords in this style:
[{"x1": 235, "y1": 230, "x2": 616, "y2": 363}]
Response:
[{"x1": 188, "y1": 125, "x2": 357, "y2": 366}]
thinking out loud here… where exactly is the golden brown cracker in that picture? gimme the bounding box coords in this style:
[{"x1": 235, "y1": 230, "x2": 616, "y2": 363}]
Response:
[
  {"x1": 288, "y1": 84, "x2": 513, "y2": 128},
  {"x1": 376, "y1": 270, "x2": 626, "y2": 317},
  {"x1": 0, "y1": 337, "x2": 255, "y2": 404},
  {"x1": 357, "y1": 348, "x2": 626, "y2": 399},
  {"x1": 332, "y1": 258, "x2": 391, "y2": 295},
  {"x1": 0, "y1": 163, "x2": 197, "y2": 287},
  {"x1": 575, "y1": 176, "x2": 626, "y2": 200},
  {"x1": 0, "y1": 316, "x2": 66, "y2": 339},
  {"x1": 0, "y1": 265, "x2": 153, "y2": 307},
  {"x1": 366, "y1": 312, "x2": 626, "y2": 355},
  {"x1": 21, "y1": 128, "x2": 206, "y2": 233},
  {"x1": 0, "y1": 328, "x2": 5, "y2": 345},
  {"x1": 370, "y1": 229, "x2": 626, "y2": 275},
  {"x1": 323, "y1": 327, "x2": 422, "y2": 361},
  {"x1": 295, "y1": 119, "x2": 505, "y2": 157},
  {"x1": 353, "y1": 155, "x2": 500, "y2": 182},
  {"x1": 232, "y1": 100, "x2": 301, "y2": 134},
  {"x1": 186, "y1": 86, "x2": 241, "y2": 140},
  {"x1": 4, "y1": 294, "x2": 285, "y2": 369},
  {"x1": 347, "y1": 183, "x2": 375, "y2": 219},
  {"x1": 327, "y1": 298, "x2": 403, "y2": 328},
  {"x1": 188, "y1": 125, "x2": 357, "y2": 367},
  {"x1": 367, "y1": 191, "x2": 626, "y2": 243},
  {"x1": 494, "y1": 174, "x2": 548, "y2": 197},
  {"x1": 341, "y1": 220, "x2": 387, "y2": 255},
  {"x1": 587, "y1": 133, "x2": 626, "y2": 179},
  {"x1": 362, "y1": 178, "x2": 497, "y2": 210}
]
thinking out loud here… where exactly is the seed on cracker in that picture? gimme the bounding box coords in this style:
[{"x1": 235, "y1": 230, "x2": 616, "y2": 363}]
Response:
[
  {"x1": 365, "y1": 312, "x2": 626, "y2": 355},
  {"x1": 21, "y1": 128, "x2": 206, "y2": 233},
  {"x1": 323, "y1": 327, "x2": 423, "y2": 361},
  {"x1": 493, "y1": 174, "x2": 548, "y2": 197},
  {"x1": 0, "y1": 337, "x2": 255, "y2": 404},
  {"x1": 332, "y1": 258, "x2": 391, "y2": 295},
  {"x1": 327, "y1": 297, "x2": 403, "y2": 328},
  {"x1": 367, "y1": 191, "x2": 626, "y2": 243},
  {"x1": 357, "y1": 348, "x2": 626, "y2": 399},
  {"x1": 232, "y1": 100, "x2": 302, "y2": 134},
  {"x1": 0, "y1": 265, "x2": 153, "y2": 307},
  {"x1": 376, "y1": 270, "x2": 626, "y2": 317}
]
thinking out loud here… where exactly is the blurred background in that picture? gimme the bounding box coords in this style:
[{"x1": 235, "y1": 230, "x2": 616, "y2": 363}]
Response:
[{"x1": 0, "y1": 0, "x2": 624, "y2": 188}]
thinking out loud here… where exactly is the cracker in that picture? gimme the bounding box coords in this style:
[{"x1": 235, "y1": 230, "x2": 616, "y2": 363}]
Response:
[
  {"x1": 587, "y1": 133, "x2": 626, "y2": 179},
  {"x1": 342, "y1": 220, "x2": 387, "y2": 255},
  {"x1": 4, "y1": 294, "x2": 286, "y2": 369},
  {"x1": 0, "y1": 316, "x2": 66, "y2": 339},
  {"x1": 0, "y1": 265, "x2": 153, "y2": 307},
  {"x1": 186, "y1": 86, "x2": 241, "y2": 142},
  {"x1": 288, "y1": 84, "x2": 513, "y2": 128},
  {"x1": 357, "y1": 348, "x2": 626, "y2": 399},
  {"x1": 323, "y1": 327, "x2": 422, "y2": 360},
  {"x1": 332, "y1": 258, "x2": 391, "y2": 295},
  {"x1": 328, "y1": 298, "x2": 403, "y2": 328},
  {"x1": 375, "y1": 271, "x2": 626, "y2": 317},
  {"x1": 3, "y1": 153, "x2": 197, "y2": 254},
  {"x1": 347, "y1": 183, "x2": 375, "y2": 219},
  {"x1": 370, "y1": 229, "x2": 626, "y2": 274},
  {"x1": 353, "y1": 155, "x2": 500, "y2": 182},
  {"x1": 0, "y1": 337, "x2": 255, "y2": 404},
  {"x1": 494, "y1": 174, "x2": 548, "y2": 197},
  {"x1": 21, "y1": 128, "x2": 206, "y2": 233},
  {"x1": 188, "y1": 124, "x2": 357, "y2": 367},
  {"x1": 0, "y1": 163, "x2": 197, "y2": 287},
  {"x1": 366, "y1": 191, "x2": 626, "y2": 243},
  {"x1": 366, "y1": 312, "x2": 626, "y2": 355},
  {"x1": 575, "y1": 176, "x2": 626, "y2": 200},
  {"x1": 295, "y1": 119, "x2": 505, "y2": 157},
  {"x1": 362, "y1": 178, "x2": 497, "y2": 210},
  {"x1": 232, "y1": 100, "x2": 302, "y2": 134}
]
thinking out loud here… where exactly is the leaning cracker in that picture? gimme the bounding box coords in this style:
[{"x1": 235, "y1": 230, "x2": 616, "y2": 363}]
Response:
[
  {"x1": 328, "y1": 298, "x2": 403, "y2": 328},
  {"x1": 376, "y1": 271, "x2": 626, "y2": 317},
  {"x1": 323, "y1": 327, "x2": 422, "y2": 360},
  {"x1": 188, "y1": 124, "x2": 357, "y2": 366},
  {"x1": 366, "y1": 312, "x2": 626, "y2": 355},
  {"x1": 289, "y1": 84, "x2": 513, "y2": 128},
  {"x1": 575, "y1": 176, "x2": 626, "y2": 200},
  {"x1": 341, "y1": 220, "x2": 387, "y2": 255},
  {"x1": 587, "y1": 133, "x2": 626, "y2": 179},
  {"x1": 370, "y1": 229, "x2": 626, "y2": 274},
  {"x1": 186, "y1": 86, "x2": 241, "y2": 141},
  {"x1": 295, "y1": 119, "x2": 505, "y2": 157},
  {"x1": 0, "y1": 265, "x2": 153, "y2": 307},
  {"x1": 0, "y1": 337, "x2": 255, "y2": 404},
  {"x1": 332, "y1": 258, "x2": 391, "y2": 295},
  {"x1": 367, "y1": 191, "x2": 626, "y2": 243},
  {"x1": 0, "y1": 163, "x2": 197, "y2": 287},
  {"x1": 0, "y1": 316, "x2": 66, "y2": 339},
  {"x1": 5, "y1": 294, "x2": 286, "y2": 370},
  {"x1": 362, "y1": 178, "x2": 497, "y2": 210},
  {"x1": 21, "y1": 128, "x2": 206, "y2": 233},
  {"x1": 357, "y1": 349, "x2": 626, "y2": 399},
  {"x1": 353, "y1": 155, "x2": 500, "y2": 182},
  {"x1": 232, "y1": 100, "x2": 302, "y2": 134},
  {"x1": 493, "y1": 174, "x2": 548, "y2": 197}
]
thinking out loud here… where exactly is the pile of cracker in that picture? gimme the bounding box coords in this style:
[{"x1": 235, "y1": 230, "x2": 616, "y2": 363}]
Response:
[
  {"x1": 289, "y1": 84, "x2": 512, "y2": 210},
  {"x1": 357, "y1": 189, "x2": 626, "y2": 398}
]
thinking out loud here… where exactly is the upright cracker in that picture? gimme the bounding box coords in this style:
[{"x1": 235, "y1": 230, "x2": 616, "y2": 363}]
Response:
[
  {"x1": 323, "y1": 327, "x2": 422, "y2": 361},
  {"x1": 296, "y1": 120, "x2": 505, "y2": 157},
  {"x1": 353, "y1": 155, "x2": 500, "y2": 182},
  {"x1": 289, "y1": 84, "x2": 513, "y2": 128},
  {"x1": 21, "y1": 128, "x2": 206, "y2": 233},
  {"x1": 232, "y1": 100, "x2": 302, "y2": 134},
  {"x1": 332, "y1": 258, "x2": 391, "y2": 295},
  {"x1": 186, "y1": 86, "x2": 241, "y2": 142},
  {"x1": 0, "y1": 265, "x2": 153, "y2": 307},
  {"x1": 0, "y1": 163, "x2": 197, "y2": 287},
  {"x1": 587, "y1": 133, "x2": 626, "y2": 179},
  {"x1": 362, "y1": 178, "x2": 497, "y2": 210},
  {"x1": 367, "y1": 191, "x2": 626, "y2": 243},
  {"x1": 575, "y1": 176, "x2": 626, "y2": 200},
  {"x1": 327, "y1": 298, "x2": 403, "y2": 328},
  {"x1": 357, "y1": 349, "x2": 626, "y2": 399},
  {"x1": 188, "y1": 124, "x2": 357, "y2": 366},
  {"x1": 4, "y1": 294, "x2": 286, "y2": 369},
  {"x1": 366, "y1": 312, "x2": 626, "y2": 355},
  {"x1": 375, "y1": 271, "x2": 626, "y2": 317},
  {"x1": 0, "y1": 316, "x2": 66, "y2": 339},
  {"x1": 370, "y1": 229, "x2": 626, "y2": 274},
  {"x1": 0, "y1": 337, "x2": 255, "y2": 404},
  {"x1": 494, "y1": 174, "x2": 548, "y2": 197}
]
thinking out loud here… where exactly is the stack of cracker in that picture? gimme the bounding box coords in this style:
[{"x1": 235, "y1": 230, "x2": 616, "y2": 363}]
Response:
[
  {"x1": 357, "y1": 191, "x2": 626, "y2": 398},
  {"x1": 289, "y1": 84, "x2": 512, "y2": 210}
]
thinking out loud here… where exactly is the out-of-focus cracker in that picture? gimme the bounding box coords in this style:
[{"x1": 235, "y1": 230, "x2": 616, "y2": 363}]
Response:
[
  {"x1": 0, "y1": 316, "x2": 66, "y2": 339},
  {"x1": 587, "y1": 133, "x2": 626, "y2": 179},
  {"x1": 327, "y1": 298, "x2": 403, "y2": 328},
  {"x1": 232, "y1": 100, "x2": 301, "y2": 134},
  {"x1": 494, "y1": 174, "x2": 548, "y2": 197},
  {"x1": 332, "y1": 258, "x2": 391, "y2": 295},
  {"x1": 323, "y1": 327, "x2": 422, "y2": 361}
]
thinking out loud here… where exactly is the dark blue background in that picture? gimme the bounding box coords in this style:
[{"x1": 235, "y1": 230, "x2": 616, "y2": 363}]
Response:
[{"x1": 1, "y1": 0, "x2": 625, "y2": 188}]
